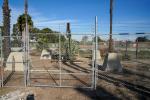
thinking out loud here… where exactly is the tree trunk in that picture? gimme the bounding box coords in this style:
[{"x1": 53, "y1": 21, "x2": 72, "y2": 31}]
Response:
[
  {"x1": 2, "y1": 0, "x2": 11, "y2": 67},
  {"x1": 109, "y1": 0, "x2": 113, "y2": 52}
]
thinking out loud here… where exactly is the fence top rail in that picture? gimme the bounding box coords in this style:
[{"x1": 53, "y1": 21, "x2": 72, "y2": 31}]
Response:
[
  {"x1": 1, "y1": 36, "x2": 23, "y2": 38},
  {"x1": 97, "y1": 33, "x2": 150, "y2": 36},
  {"x1": 32, "y1": 32, "x2": 95, "y2": 35},
  {"x1": 4, "y1": 33, "x2": 94, "y2": 36}
]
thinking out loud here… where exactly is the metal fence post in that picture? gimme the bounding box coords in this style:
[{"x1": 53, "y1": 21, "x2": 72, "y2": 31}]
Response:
[
  {"x1": 59, "y1": 24, "x2": 62, "y2": 87},
  {"x1": 136, "y1": 39, "x2": 138, "y2": 59},
  {"x1": 94, "y1": 16, "x2": 98, "y2": 90},
  {"x1": 0, "y1": 29, "x2": 3, "y2": 87}
]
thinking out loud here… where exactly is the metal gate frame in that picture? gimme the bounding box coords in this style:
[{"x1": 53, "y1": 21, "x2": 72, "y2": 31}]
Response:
[
  {"x1": 0, "y1": 35, "x2": 27, "y2": 87},
  {"x1": 28, "y1": 33, "x2": 97, "y2": 89},
  {"x1": 0, "y1": 0, "x2": 98, "y2": 89},
  {"x1": 28, "y1": 16, "x2": 98, "y2": 89}
]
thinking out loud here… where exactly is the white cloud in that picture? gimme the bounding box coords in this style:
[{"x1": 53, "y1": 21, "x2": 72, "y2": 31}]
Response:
[
  {"x1": 34, "y1": 19, "x2": 77, "y2": 27},
  {"x1": 0, "y1": 6, "x2": 77, "y2": 32},
  {"x1": 30, "y1": 9, "x2": 78, "y2": 31},
  {"x1": 10, "y1": 6, "x2": 24, "y2": 24},
  {"x1": 33, "y1": 19, "x2": 77, "y2": 32}
]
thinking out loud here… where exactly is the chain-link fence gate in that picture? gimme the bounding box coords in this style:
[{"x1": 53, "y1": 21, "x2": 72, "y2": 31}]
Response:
[
  {"x1": 0, "y1": 15, "x2": 98, "y2": 89},
  {"x1": 0, "y1": 34, "x2": 27, "y2": 87},
  {"x1": 29, "y1": 23, "x2": 98, "y2": 88}
]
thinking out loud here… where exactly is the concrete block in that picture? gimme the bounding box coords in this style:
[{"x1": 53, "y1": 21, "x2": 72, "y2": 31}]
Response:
[
  {"x1": 5, "y1": 52, "x2": 24, "y2": 71},
  {"x1": 102, "y1": 53, "x2": 122, "y2": 72},
  {"x1": 40, "y1": 49, "x2": 52, "y2": 60},
  {"x1": 93, "y1": 50, "x2": 102, "y2": 60}
]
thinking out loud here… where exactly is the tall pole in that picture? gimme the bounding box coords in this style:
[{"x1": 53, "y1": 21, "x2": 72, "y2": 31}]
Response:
[
  {"x1": 125, "y1": 40, "x2": 128, "y2": 58},
  {"x1": 59, "y1": 24, "x2": 62, "y2": 86},
  {"x1": 24, "y1": 0, "x2": 29, "y2": 86},
  {"x1": 109, "y1": 0, "x2": 113, "y2": 52},
  {"x1": 0, "y1": 29, "x2": 3, "y2": 87},
  {"x1": 136, "y1": 39, "x2": 138, "y2": 59},
  {"x1": 66, "y1": 23, "x2": 71, "y2": 61},
  {"x1": 94, "y1": 16, "x2": 98, "y2": 90}
]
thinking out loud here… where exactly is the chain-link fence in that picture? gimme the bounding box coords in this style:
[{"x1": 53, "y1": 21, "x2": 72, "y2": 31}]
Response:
[
  {"x1": 0, "y1": 35, "x2": 26, "y2": 87},
  {"x1": 97, "y1": 33, "x2": 150, "y2": 97},
  {"x1": 29, "y1": 32, "x2": 96, "y2": 88},
  {"x1": 1, "y1": 22, "x2": 149, "y2": 92},
  {"x1": 0, "y1": 21, "x2": 98, "y2": 88}
]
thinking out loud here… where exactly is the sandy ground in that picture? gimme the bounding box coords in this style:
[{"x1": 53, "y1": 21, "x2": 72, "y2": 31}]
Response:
[{"x1": 0, "y1": 52, "x2": 150, "y2": 100}]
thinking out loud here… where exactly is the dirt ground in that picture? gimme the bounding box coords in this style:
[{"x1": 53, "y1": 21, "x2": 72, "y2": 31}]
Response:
[
  {"x1": 0, "y1": 52, "x2": 150, "y2": 100},
  {"x1": 0, "y1": 87, "x2": 114, "y2": 100}
]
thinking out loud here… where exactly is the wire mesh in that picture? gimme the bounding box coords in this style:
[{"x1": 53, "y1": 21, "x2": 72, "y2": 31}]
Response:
[
  {"x1": 29, "y1": 31, "x2": 96, "y2": 88},
  {"x1": 0, "y1": 35, "x2": 26, "y2": 87},
  {"x1": 97, "y1": 33, "x2": 150, "y2": 93}
]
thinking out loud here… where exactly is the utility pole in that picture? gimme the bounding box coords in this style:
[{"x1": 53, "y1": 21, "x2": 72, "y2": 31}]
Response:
[
  {"x1": 109, "y1": 0, "x2": 113, "y2": 52},
  {"x1": 103, "y1": 0, "x2": 122, "y2": 72},
  {"x1": 66, "y1": 23, "x2": 71, "y2": 61},
  {"x1": 136, "y1": 39, "x2": 138, "y2": 59},
  {"x1": 125, "y1": 40, "x2": 128, "y2": 58}
]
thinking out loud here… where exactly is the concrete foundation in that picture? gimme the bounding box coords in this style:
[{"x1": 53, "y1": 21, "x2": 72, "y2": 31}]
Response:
[
  {"x1": 102, "y1": 53, "x2": 122, "y2": 72},
  {"x1": 5, "y1": 52, "x2": 24, "y2": 71},
  {"x1": 40, "y1": 49, "x2": 52, "y2": 59},
  {"x1": 93, "y1": 50, "x2": 102, "y2": 61}
]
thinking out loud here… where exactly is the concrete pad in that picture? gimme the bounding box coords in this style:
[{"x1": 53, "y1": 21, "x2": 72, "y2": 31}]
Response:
[
  {"x1": 102, "y1": 53, "x2": 122, "y2": 72},
  {"x1": 5, "y1": 52, "x2": 24, "y2": 71},
  {"x1": 40, "y1": 49, "x2": 51, "y2": 60},
  {"x1": 93, "y1": 50, "x2": 102, "y2": 64}
]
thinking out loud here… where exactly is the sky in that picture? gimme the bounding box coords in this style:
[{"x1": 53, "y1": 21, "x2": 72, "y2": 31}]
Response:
[{"x1": 0, "y1": 0, "x2": 150, "y2": 40}]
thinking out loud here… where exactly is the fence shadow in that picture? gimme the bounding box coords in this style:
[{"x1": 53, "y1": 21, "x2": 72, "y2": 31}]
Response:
[
  {"x1": 98, "y1": 73, "x2": 150, "y2": 98},
  {"x1": 62, "y1": 62, "x2": 90, "y2": 86},
  {"x1": 3, "y1": 71, "x2": 15, "y2": 85},
  {"x1": 63, "y1": 62, "x2": 90, "y2": 73},
  {"x1": 123, "y1": 68, "x2": 150, "y2": 80},
  {"x1": 75, "y1": 86, "x2": 120, "y2": 100}
]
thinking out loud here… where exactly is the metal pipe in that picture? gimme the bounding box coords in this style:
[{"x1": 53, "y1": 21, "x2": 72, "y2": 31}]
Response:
[
  {"x1": 62, "y1": 33, "x2": 94, "y2": 36},
  {"x1": 30, "y1": 85, "x2": 93, "y2": 89},
  {"x1": 59, "y1": 25, "x2": 62, "y2": 86},
  {"x1": 94, "y1": 16, "x2": 98, "y2": 90},
  {"x1": 30, "y1": 72, "x2": 92, "y2": 75},
  {"x1": 0, "y1": 32, "x2": 4, "y2": 87},
  {"x1": 2, "y1": 36, "x2": 23, "y2": 38},
  {"x1": 92, "y1": 32, "x2": 95, "y2": 89}
]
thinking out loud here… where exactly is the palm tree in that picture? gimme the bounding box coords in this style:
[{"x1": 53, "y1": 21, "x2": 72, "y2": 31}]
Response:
[
  {"x1": 2, "y1": 0, "x2": 11, "y2": 66},
  {"x1": 16, "y1": 14, "x2": 33, "y2": 36},
  {"x1": 11, "y1": 14, "x2": 33, "y2": 47}
]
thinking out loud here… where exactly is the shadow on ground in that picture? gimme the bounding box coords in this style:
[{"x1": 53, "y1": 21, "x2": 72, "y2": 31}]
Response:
[
  {"x1": 26, "y1": 94, "x2": 35, "y2": 100},
  {"x1": 75, "y1": 87, "x2": 121, "y2": 100},
  {"x1": 75, "y1": 63, "x2": 150, "y2": 99},
  {"x1": 98, "y1": 73, "x2": 150, "y2": 99}
]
